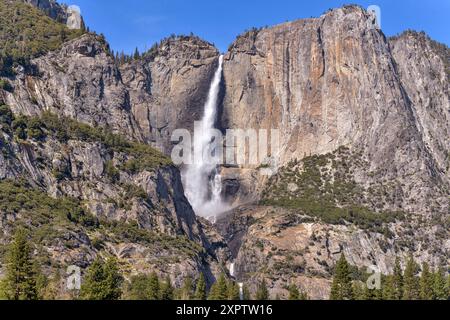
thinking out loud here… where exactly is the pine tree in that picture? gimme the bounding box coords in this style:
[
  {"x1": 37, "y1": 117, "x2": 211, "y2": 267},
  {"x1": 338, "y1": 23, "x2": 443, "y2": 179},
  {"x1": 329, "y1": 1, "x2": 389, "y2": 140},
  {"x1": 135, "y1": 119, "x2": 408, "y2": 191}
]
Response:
[
  {"x1": 147, "y1": 272, "x2": 160, "y2": 300},
  {"x1": 288, "y1": 284, "x2": 300, "y2": 300},
  {"x1": 432, "y1": 268, "x2": 447, "y2": 300},
  {"x1": 127, "y1": 274, "x2": 150, "y2": 300},
  {"x1": 362, "y1": 282, "x2": 381, "y2": 300},
  {"x1": 392, "y1": 257, "x2": 403, "y2": 300},
  {"x1": 330, "y1": 253, "x2": 353, "y2": 300},
  {"x1": 352, "y1": 282, "x2": 365, "y2": 300},
  {"x1": 419, "y1": 263, "x2": 433, "y2": 300},
  {"x1": 255, "y1": 279, "x2": 269, "y2": 300},
  {"x1": 382, "y1": 275, "x2": 396, "y2": 300},
  {"x1": 208, "y1": 273, "x2": 228, "y2": 300},
  {"x1": 160, "y1": 275, "x2": 174, "y2": 300},
  {"x1": 103, "y1": 258, "x2": 123, "y2": 299},
  {"x1": 402, "y1": 255, "x2": 419, "y2": 300},
  {"x1": 227, "y1": 281, "x2": 240, "y2": 300},
  {"x1": 181, "y1": 275, "x2": 194, "y2": 300},
  {"x1": 80, "y1": 257, "x2": 123, "y2": 300},
  {"x1": 194, "y1": 273, "x2": 207, "y2": 300},
  {"x1": 133, "y1": 47, "x2": 140, "y2": 60},
  {"x1": 34, "y1": 267, "x2": 48, "y2": 300},
  {"x1": 2, "y1": 228, "x2": 39, "y2": 300}
]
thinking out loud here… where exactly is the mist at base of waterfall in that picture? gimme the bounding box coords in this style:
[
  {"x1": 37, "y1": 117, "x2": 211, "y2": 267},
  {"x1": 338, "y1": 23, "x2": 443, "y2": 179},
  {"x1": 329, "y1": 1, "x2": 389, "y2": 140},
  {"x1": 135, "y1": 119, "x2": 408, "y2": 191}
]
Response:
[{"x1": 183, "y1": 166, "x2": 231, "y2": 222}]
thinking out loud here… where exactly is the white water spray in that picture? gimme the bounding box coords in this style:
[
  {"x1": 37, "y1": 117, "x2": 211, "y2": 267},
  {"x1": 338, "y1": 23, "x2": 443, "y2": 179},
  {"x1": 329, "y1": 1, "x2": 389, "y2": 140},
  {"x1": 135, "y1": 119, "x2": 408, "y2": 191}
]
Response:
[
  {"x1": 238, "y1": 282, "x2": 244, "y2": 300},
  {"x1": 183, "y1": 55, "x2": 228, "y2": 219},
  {"x1": 229, "y1": 262, "x2": 235, "y2": 277}
]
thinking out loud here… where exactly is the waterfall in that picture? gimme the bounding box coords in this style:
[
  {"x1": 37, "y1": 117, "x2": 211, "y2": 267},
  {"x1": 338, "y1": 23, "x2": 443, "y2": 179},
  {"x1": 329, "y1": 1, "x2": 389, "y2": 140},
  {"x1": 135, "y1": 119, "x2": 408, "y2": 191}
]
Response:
[
  {"x1": 229, "y1": 262, "x2": 235, "y2": 277},
  {"x1": 238, "y1": 282, "x2": 244, "y2": 300},
  {"x1": 183, "y1": 55, "x2": 228, "y2": 219}
]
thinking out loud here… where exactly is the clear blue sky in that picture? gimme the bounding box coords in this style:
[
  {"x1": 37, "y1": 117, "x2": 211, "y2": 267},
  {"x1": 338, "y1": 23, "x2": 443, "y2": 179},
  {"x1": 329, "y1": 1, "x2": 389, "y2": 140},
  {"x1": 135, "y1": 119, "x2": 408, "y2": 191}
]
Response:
[{"x1": 63, "y1": 0, "x2": 450, "y2": 54}]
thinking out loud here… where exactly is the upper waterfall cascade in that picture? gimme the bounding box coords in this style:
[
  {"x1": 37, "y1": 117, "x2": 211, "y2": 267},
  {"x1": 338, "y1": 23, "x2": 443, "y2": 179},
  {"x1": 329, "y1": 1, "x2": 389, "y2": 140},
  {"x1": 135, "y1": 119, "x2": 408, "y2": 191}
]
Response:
[{"x1": 182, "y1": 55, "x2": 229, "y2": 220}]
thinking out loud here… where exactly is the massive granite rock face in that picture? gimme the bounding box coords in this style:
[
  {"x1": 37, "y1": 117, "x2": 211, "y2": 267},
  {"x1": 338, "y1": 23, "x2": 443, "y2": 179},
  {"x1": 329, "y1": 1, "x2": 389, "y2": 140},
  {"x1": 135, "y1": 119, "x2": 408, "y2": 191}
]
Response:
[
  {"x1": 220, "y1": 6, "x2": 449, "y2": 215},
  {"x1": 120, "y1": 36, "x2": 219, "y2": 153},
  {"x1": 390, "y1": 31, "x2": 450, "y2": 178},
  {"x1": 0, "y1": 111, "x2": 216, "y2": 287},
  {"x1": 4, "y1": 34, "x2": 141, "y2": 139},
  {"x1": 214, "y1": 6, "x2": 449, "y2": 298},
  {"x1": 0, "y1": 32, "x2": 225, "y2": 291},
  {"x1": 3, "y1": 34, "x2": 220, "y2": 151},
  {"x1": 0, "y1": 3, "x2": 448, "y2": 299}
]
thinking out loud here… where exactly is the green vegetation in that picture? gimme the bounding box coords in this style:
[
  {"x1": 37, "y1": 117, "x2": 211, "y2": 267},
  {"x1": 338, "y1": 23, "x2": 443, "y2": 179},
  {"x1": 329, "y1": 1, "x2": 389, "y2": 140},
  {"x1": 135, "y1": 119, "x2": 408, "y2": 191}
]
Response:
[
  {"x1": 0, "y1": 0, "x2": 84, "y2": 76},
  {"x1": 255, "y1": 279, "x2": 269, "y2": 300},
  {"x1": 330, "y1": 254, "x2": 353, "y2": 300},
  {"x1": 208, "y1": 273, "x2": 228, "y2": 300},
  {"x1": 261, "y1": 148, "x2": 404, "y2": 234},
  {"x1": 80, "y1": 257, "x2": 123, "y2": 300},
  {"x1": 0, "y1": 107, "x2": 171, "y2": 172},
  {"x1": 0, "y1": 179, "x2": 98, "y2": 234},
  {"x1": 125, "y1": 272, "x2": 160, "y2": 300},
  {"x1": 0, "y1": 79, "x2": 12, "y2": 91},
  {"x1": 194, "y1": 273, "x2": 207, "y2": 300},
  {"x1": 288, "y1": 283, "x2": 308, "y2": 300},
  {"x1": 226, "y1": 281, "x2": 240, "y2": 300},
  {"x1": 331, "y1": 254, "x2": 450, "y2": 300},
  {"x1": 160, "y1": 275, "x2": 175, "y2": 300},
  {"x1": 402, "y1": 255, "x2": 420, "y2": 300},
  {"x1": 104, "y1": 221, "x2": 203, "y2": 258},
  {"x1": 0, "y1": 228, "x2": 41, "y2": 300}
]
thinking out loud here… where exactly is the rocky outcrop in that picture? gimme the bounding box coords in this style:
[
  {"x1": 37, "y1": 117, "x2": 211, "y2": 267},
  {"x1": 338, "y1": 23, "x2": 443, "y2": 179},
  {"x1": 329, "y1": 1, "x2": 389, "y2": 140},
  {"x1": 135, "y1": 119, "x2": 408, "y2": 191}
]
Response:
[
  {"x1": 23, "y1": 0, "x2": 83, "y2": 29},
  {"x1": 3, "y1": 34, "x2": 140, "y2": 138},
  {"x1": 120, "y1": 36, "x2": 219, "y2": 153},
  {"x1": 0, "y1": 2, "x2": 448, "y2": 299},
  {"x1": 0, "y1": 28, "x2": 227, "y2": 294},
  {"x1": 213, "y1": 6, "x2": 449, "y2": 298},
  {"x1": 390, "y1": 31, "x2": 450, "y2": 178},
  {"x1": 220, "y1": 6, "x2": 449, "y2": 215}
]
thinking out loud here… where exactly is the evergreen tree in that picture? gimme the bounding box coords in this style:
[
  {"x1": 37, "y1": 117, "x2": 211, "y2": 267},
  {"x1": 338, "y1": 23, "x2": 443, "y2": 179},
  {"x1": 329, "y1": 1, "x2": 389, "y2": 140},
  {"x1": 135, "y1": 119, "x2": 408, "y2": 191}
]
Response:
[
  {"x1": 227, "y1": 280, "x2": 240, "y2": 300},
  {"x1": 181, "y1": 275, "x2": 194, "y2": 300},
  {"x1": 255, "y1": 279, "x2": 269, "y2": 300},
  {"x1": 419, "y1": 263, "x2": 433, "y2": 300},
  {"x1": 34, "y1": 267, "x2": 48, "y2": 300},
  {"x1": 432, "y1": 268, "x2": 447, "y2": 300},
  {"x1": 147, "y1": 272, "x2": 160, "y2": 300},
  {"x1": 288, "y1": 284, "x2": 300, "y2": 300},
  {"x1": 362, "y1": 282, "x2": 381, "y2": 300},
  {"x1": 330, "y1": 253, "x2": 353, "y2": 300},
  {"x1": 352, "y1": 282, "x2": 365, "y2": 300},
  {"x1": 127, "y1": 274, "x2": 150, "y2": 300},
  {"x1": 194, "y1": 273, "x2": 207, "y2": 300},
  {"x1": 80, "y1": 257, "x2": 123, "y2": 300},
  {"x1": 402, "y1": 255, "x2": 420, "y2": 300},
  {"x1": 208, "y1": 273, "x2": 228, "y2": 300},
  {"x1": 133, "y1": 47, "x2": 140, "y2": 60},
  {"x1": 160, "y1": 275, "x2": 174, "y2": 300},
  {"x1": 382, "y1": 275, "x2": 396, "y2": 300},
  {"x1": 392, "y1": 257, "x2": 403, "y2": 300},
  {"x1": 2, "y1": 228, "x2": 39, "y2": 300}
]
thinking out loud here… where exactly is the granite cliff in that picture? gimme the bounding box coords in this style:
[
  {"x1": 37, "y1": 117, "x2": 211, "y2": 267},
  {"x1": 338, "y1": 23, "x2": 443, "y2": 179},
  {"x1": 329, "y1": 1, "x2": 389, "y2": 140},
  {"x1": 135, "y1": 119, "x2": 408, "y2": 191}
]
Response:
[{"x1": 0, "y1": 2, "x2": 448, "y2": 299}]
